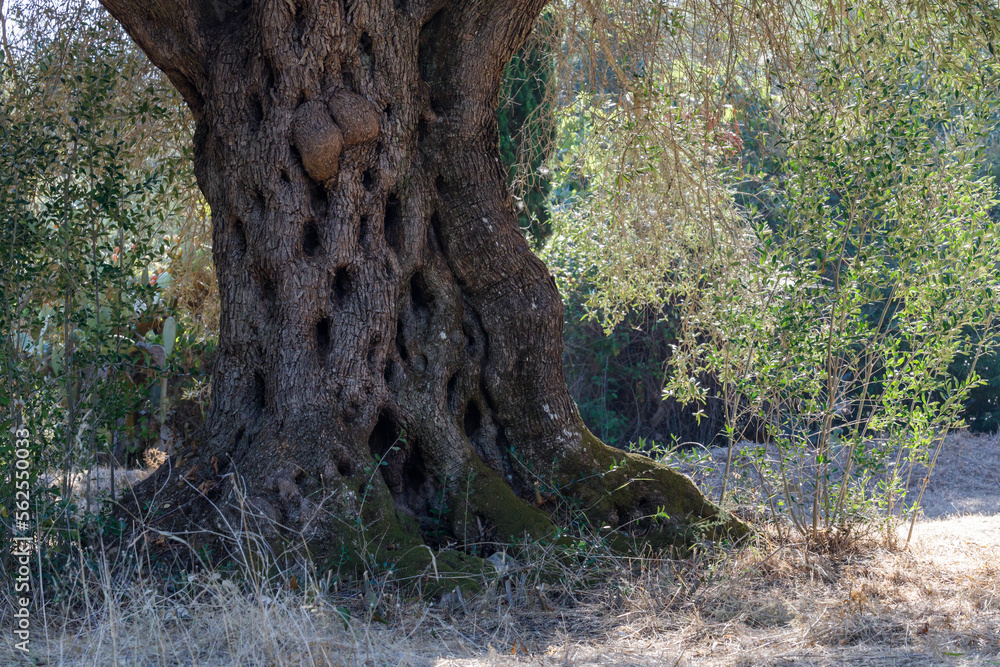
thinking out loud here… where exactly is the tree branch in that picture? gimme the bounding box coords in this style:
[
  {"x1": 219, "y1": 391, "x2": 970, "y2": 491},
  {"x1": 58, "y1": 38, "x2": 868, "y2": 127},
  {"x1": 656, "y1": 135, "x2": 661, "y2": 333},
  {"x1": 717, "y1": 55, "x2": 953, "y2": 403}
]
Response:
[
  {"x1": 471, "y1": 0, "x2": 550, "y2": 78},
  {"x1": 419, "y1": 0, "x2": 547, "y2": 126},
  {"x1": 0, "y1": 0, "x2": 16, "y2": 74},
  {"x1": 99, "y1": 0, "x2": 212, "y2": 112}
]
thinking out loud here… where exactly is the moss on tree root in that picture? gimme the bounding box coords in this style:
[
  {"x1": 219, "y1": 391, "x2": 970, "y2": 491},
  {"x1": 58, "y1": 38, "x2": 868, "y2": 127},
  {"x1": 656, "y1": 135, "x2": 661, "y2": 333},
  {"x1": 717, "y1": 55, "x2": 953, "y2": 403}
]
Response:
[
  {"x1": 569, "y1": 427, "x2": 751, "y2": 546},
  {"x1": 332, "y1": 427, "x2": 749, "y2": 589}
]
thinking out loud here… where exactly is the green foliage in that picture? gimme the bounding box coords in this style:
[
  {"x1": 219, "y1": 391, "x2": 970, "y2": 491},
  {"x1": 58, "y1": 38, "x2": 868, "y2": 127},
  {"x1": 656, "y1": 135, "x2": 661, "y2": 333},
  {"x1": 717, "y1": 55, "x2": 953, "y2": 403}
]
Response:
[
  {"x1": 694, "y1": 14, "x2": 999, "y2": 536},
  {"x1": 0, "y1": 2, "x2": 205, "y2": 569},
  {"x1": 544, "y1": 2, "x2": 1000, "y2": 539},
  {"x1": 541, "y1": 71, "x2": 741, "y2": 448},
  {"x1": 950, "y1": 335, "x2": 1000, "y2": 433},
  {"x1": 556, "y1": 282, "x2": 727, "y2": 448}
]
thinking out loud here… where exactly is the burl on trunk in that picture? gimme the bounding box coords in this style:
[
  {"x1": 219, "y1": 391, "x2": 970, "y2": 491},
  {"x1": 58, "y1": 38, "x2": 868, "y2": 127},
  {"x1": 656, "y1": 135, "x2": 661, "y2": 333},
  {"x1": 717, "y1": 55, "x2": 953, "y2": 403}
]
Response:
[{"x1": 101, "y1": 0, "x2": 746, "y2": 573}]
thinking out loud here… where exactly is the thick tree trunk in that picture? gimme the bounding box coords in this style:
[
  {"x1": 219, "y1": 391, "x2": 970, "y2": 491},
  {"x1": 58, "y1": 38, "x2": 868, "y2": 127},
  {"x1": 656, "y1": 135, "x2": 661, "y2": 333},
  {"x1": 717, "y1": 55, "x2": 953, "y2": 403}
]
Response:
[{"x1": 102, "y1": 0, "x2": 745, "y2": 574}]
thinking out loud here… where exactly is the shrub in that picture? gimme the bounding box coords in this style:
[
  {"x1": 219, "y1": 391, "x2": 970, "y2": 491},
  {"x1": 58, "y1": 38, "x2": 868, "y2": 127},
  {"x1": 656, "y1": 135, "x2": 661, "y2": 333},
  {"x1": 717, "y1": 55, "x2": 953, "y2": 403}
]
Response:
[
  {"x1": 0, "y1": 2, "x2": 198, "y2": 569},
  {"x1": 543, "y1": 3, "x2": 1000, "y2": 541}
]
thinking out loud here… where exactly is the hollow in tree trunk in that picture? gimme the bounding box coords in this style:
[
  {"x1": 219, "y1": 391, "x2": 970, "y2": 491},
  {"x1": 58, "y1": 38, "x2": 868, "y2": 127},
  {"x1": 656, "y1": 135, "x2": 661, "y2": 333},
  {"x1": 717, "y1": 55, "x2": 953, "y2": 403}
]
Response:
[{"x1": 100, "y1": 0, "x2": 746, "y2": 574}]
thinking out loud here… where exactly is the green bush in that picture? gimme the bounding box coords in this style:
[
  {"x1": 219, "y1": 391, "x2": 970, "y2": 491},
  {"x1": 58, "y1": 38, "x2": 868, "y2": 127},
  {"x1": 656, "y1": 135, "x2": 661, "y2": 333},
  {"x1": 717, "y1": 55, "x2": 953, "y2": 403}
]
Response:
[
  {"x1": 542, "y1": 3, "x2": 1000, "y2": 541},
  {"x1": 0, "y1": 3, "x2": 198, "y2": 569}
]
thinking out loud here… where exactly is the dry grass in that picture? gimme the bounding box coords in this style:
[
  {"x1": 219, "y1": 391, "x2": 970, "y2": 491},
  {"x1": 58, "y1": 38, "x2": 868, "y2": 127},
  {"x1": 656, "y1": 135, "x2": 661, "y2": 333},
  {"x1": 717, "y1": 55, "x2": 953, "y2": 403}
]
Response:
[{"x1": 3, "y1": 435, "x2": 998, "y2": 666}]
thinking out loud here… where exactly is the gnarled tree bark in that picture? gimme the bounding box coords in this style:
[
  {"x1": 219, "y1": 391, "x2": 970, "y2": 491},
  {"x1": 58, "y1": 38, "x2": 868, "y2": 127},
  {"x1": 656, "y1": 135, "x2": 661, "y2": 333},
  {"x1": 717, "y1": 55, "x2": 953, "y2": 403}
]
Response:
[{"x1": 101, "y1": 0, "x2": 746, "y2": 575}]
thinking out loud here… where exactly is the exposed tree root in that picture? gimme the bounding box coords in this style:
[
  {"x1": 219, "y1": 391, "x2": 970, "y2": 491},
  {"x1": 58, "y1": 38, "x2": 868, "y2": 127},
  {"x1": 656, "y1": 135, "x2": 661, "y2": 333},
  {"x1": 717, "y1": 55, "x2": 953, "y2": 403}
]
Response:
[{"x1": 114, "y1": 422, "x2": 748, "y2": 593}]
